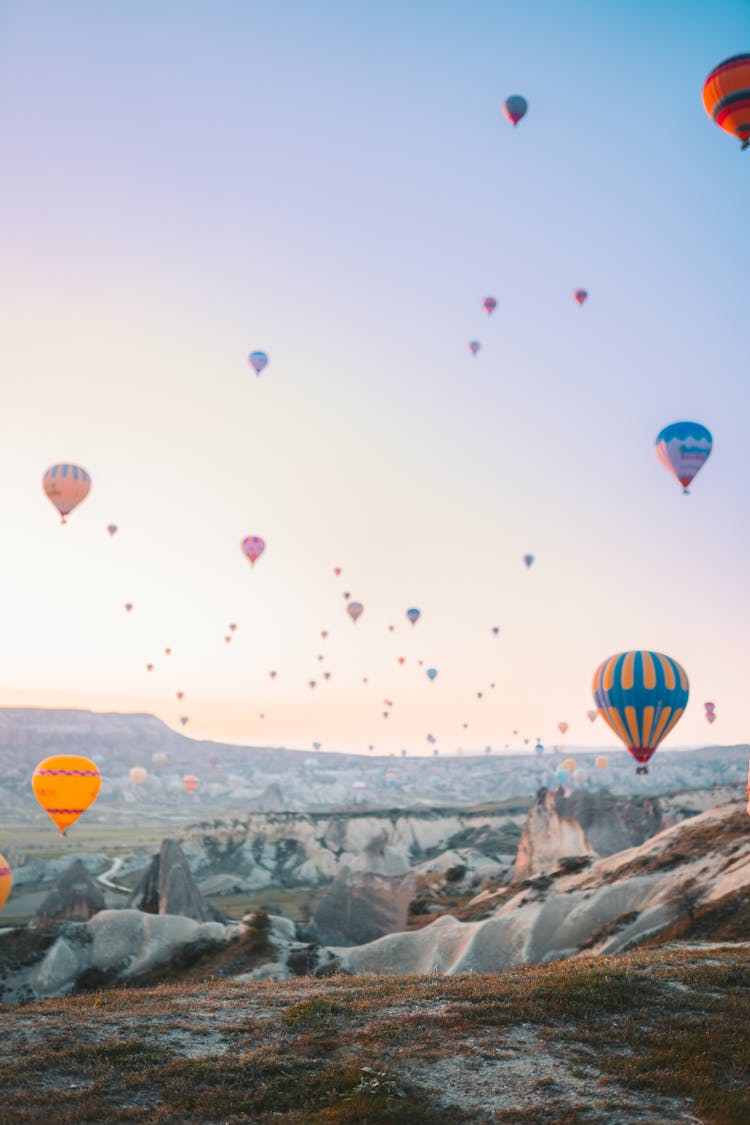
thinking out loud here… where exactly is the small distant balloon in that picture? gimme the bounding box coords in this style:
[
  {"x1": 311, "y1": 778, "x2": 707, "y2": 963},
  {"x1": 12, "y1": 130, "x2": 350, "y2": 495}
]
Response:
[
  {"x1": 492, "y1": 626, "x2": 500, "y2": 635},
  {"x1": 146, "y1": 663, "x2": 154, "y2": 672},
  {"x1": 573, "y1": 289, "x2": 588, "y2": 306},
  {"x1": 347, "y1": 601, "x2": 364, "y2": 623},
  {"x1": 334, "y1": 567, "x2": 342, "y2": 576},
  {"x1": 482, "y1": 297, "x2": 497, "y2": 315},
  {"x1": 152, "y1": 752, "x2": 168, "y2": 767},
  {"x1": 587, "y1": 709, "x2": 598, "y2": 723},
  {"x1": 406, "y1": 608, "x2": 421, "y2": 626},
  {"x1": 107, "y1": 524, "x2": 118, "y2": 537},
  {"x1": 164, "y1": 648, "x2": 172, "y2": 656},
  {"x1": 468, "y1": 340, "x2": 481, "y2": 356},
  {"x1": 183, "y1": 774, "x2": 199, "y2": 795},
  {"x1": 248, "y1": 351, "x2": 269, "y2": 375},
  {"x1": 558, "y1": 721, "x2": 569, "y2": 735},
  {"x1": 124, "y1": 603, "x2": 133, "y2": 613},
  {"x1": 523, "y1": 554, "x2": 535, "y2": 569},
  {"x1": 229, "y1": 623, "x2": 238, "y2": 632},
  {"x1": 655, "y1": 422, "x2": 712, "y2": 494},
  {"x1": 180, "y1": 716, "x2": 189, "y2": 726},
  {"x1": 241, "y1": 536, "x2": 266, "y2": 566},
  {"x1": 503, "y1": 94, "x2": 528, "y2": 126},
  {"x1": 269, "y1": 670, "x2": 278, "y2": 679},
  {"x1": 130, "y1": 766, "x2": 147, "y2": 785},
  {"x1": 42, "y1": 464, "x2": 91, "y2": 523},
  {"x1": 595, "y1": 756, "x2": 608, "y2": 769},
  {"x1": 176, "y1": 691, "x2": 184, "y2": 700},
  {"x1": 426, "y1": 668, "x2": 438, "y2": 681}
]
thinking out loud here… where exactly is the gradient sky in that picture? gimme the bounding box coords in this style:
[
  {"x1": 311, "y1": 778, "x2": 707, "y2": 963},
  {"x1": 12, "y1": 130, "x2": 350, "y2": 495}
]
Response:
[{"x1": 1, "y1": 0, "x2": 748, "y2": 755}]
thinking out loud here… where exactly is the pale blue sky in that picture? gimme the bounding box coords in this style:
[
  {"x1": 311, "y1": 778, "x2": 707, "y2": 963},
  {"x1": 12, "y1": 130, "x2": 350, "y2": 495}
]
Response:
[{"x1": 0, "y1": 1, "x2": 748, "y2": 754}]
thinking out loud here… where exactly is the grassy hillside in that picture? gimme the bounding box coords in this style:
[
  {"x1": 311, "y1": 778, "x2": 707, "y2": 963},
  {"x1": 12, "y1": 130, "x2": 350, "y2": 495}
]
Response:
[{"x1": 2, "y1": 945, "x2": 747, "y2": 1123}]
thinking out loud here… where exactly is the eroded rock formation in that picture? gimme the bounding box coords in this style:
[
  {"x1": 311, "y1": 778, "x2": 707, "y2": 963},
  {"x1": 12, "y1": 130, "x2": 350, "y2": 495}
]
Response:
[{"x1": 128, "y1": 838, "x2": 224, "y2": 923}]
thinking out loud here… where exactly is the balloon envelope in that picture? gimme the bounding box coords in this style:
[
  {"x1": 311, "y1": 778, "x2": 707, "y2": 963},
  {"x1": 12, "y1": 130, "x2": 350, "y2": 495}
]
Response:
[
  {"x1": 655, "y1": 422, "x2": 712, "y2": 492},
  {"x1": 595, "y1": 756, "x2": 609, "y2": 769},
  {"x1": 503, "y1": 94, "x2": 528, "y2": 125},
  {"x1": 152, "y1": 752, "x2": 168, "y2": 767},
  {"x1": 483, "y1": 297, "x2": 497, "y2": 314},
  {"x1": 468, "y1": 340, "x2": 481, "y2": 355},
  {"x1": 347, "y1": 601, "x2": 364, "y2": 622},
  {"x1": 574, "y1": 289, "x2": 588, "y2": 306},
  {"x1": 406, "y1": 607, "x2": 421, "y2": 625},
  {"x1": 558, "y1": 721, "x2": 569, "y2": 735},
  {"x1": 107, "y1": 524, "x2": 118, "y2": 536},
  {"x1": 523, "y1": 554, "x2": 535, "y2": 568},
  {"x1": 0, "y1": 853, "x2": 11, "y2": 913},
  {"x1": 426, "y1": 668, "x2": 438, "y2": 680},
  {"x1": 183, "y1": 775, "x2": 199, "y2": 795},
  {"x1": 592, "y1": 651, "x2": 689, "y2": 770},
  {"x1": 33, "y1": 754, "x2": 101, "y2": 833},
  {"x1": 43, "y1": 464, "x2": 91, "y2": 522},
  {"x1": 130, "y1": 766, "x2": 147, "y2": 785},
  {"x1": 248, "y1": 350, "x2": 269, "y2": 375},
  {"x1": 703, "y1": 55, "x2": 750, "y2": 149},
  {"x1": 241, "y1": 536, "x2": 266, "y2": 565}
]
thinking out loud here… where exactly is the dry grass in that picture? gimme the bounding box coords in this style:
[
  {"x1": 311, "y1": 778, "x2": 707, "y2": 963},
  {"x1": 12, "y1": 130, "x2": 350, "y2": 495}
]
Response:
[{"x1": 0, "y1": 945, "x2": 747, "y2": 1123}]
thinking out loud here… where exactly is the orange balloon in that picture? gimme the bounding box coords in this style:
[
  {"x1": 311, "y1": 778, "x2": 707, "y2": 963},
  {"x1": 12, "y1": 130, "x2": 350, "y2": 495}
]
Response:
[
  {"x1": 32, "y1": 754, "x2": 101, "y2": 834},
  {"x1": 130, "y1": 766, "x2": 147, "y2": 785},
  {"x1": 183, "y1": 774, "x2": 199, "y2": 795},
  {"x1": 595, "y1": 756, "x2": 608, "y2": 769},
  {"x1": 0, "y1": 853, "x2": 12, "y2": 913}
]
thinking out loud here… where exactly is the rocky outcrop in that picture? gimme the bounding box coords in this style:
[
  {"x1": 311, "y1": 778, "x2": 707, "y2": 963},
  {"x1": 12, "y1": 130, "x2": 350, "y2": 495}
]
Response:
[
  {"x1": 338, "y1": 800, "x2": 750, "y2": 976},
  {"x1": 128, "y1": 839, "x2": 224, "y2": 923},
  {"x1": 0, "y1": 909, "x2": 231, "y2": 1004},
  {"x1": 512, "y1": 787, "x2": 673, "y2": 881},
  {"x1": 33, "y1": 859, "x2": 106, "y2": 927},
  {"x1": 313, "y1": 831, "x2": 417, "y2": 945}
]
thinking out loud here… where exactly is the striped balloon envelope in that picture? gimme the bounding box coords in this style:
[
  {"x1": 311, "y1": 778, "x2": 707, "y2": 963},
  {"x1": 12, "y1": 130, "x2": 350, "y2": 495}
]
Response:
[
  {"x1": 182, "y1": 774, "x2": 199, "y2": 795},
  {"x1": 32, "y1": 754, "x2": 101, "y2": 834},
  {"x1": 703, "y1": 54, "x2": 750, "y2": 149},
  {"x1": 42, "y1": 464, "x2": 91, "y2": 523},
  {"x1": 592, "y1": 651, "x2": 689, "y2": 774},
  {"x1": 655, "y1": 422, "x2": 712, "y2": 493},
  {"x1": 0, "y1": 853, "x2": 11, "y2": 913}
]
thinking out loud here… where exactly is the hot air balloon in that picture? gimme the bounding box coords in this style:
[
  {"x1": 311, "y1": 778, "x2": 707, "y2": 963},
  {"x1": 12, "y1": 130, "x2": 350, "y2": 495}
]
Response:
[
  {"x1": 334, "y1": 567, "x2": 342, "y2": 576},
  {"x1": 398, "y1": 656, "x2": 405, "y2": 664},
  {"x1": 323, "y1": 671, "x2": 332, "y2": 680},
  {"x1": 42, "y1": 464, "x2": 91, "y2": 523},
  {"x1": 152, "y1": 752, "x2": 168, "y2": 767},
  {"x1": 321, "y1": 630, "x2": 328, "y2": 639},
  {"x1": 534, "y1": 742, "x2": 544, "y2": 754},
  {"x1": 704, "y1": 701, "x2": 716, "y2": 711},
  {"x1": 224, "y1": 636, "x2": 232, "y2": 643},
  {"x1": 587, "y1": 709, "x2": 598, "y2": 723},
  {"x1": 561, "y1": 758, "x2": 577, "y2": 773},
  {"x1": 655, "y1": 422, "x2": 713, "y2": 494},
  {"x1": 595, "y1": 756, "x2": 608, "y2": 769},
  {"x1": 468, "y1": 340, "x2": 481, "y2": 356},
  {"x1": 124, "y1": 603, "x2": 133, "y2": 613},
  {"x1": 592, "y1": 651, "x2": 689, "y2": 774},
  {"x1": 176, "y1": 691, "x2": 184, "y2": 700},
  {"x1": 130, "y1": 766, "x2": 147, "y2": 785},
  {"x1": 483, "y1": 297, "x2": 497, "y2": 315},
  {"x1": 523, "y1": 554, "x2": 535, "y2": 569},
  {"x1": 503, "y1": 95, "x2": 528, "y2": 125},
  {"x1": 248, "y1": 351, "x2": 269, "y2": 375},
  {"x1": 269, "y1": 670, "x2": 278, "y2": 679},
  {"x1": 183, "y1": 774, "x2": 199, "y2": 795},
  {"x1": 32, "y1": 754, "x2": 101, "y2": 834},
  {"x1": 705, "y1": 711, "x2": 716, "y2": 724},
  {"x1": 427, "y1": 668, "x2": 438, "y2": 681},
  {"x1": 558, "y1": 721, "x2": 569, "y2": 735},
  {"x1": 347, "y1": 601, "x2": 364, "y2": 623},
  {"x1": 180, "y1": 716, "x2": 189, "y2": 726},
  {"x1": 309, "y1": 680, "x2": 317, "y2": 689},
  {"x1": 406, "y1": 608, "x2": 421, "y2": 626},
  {"x1": 573, "y1": 289, "x2": 588, "y2": 306},
  {"x1": 241, "y1": 536, "x2": 266, "y2": 566},
  {"x1": 492, "y1": 626, "x2": 500, "y2": 635},
  {"x1": 107, "y1": 524, "x2": 118, "y2": 537},
  {"x1": 703, "y1": 55, "x2": 750, "y2": 149},
  {"x1": 0, "y1": 854, "x2": 12, "y2": 913},
  {"x1": 229, "y1": 623, "x2": 237, "y2": 632},
  {"x1": 164, "y1": 648, "x2": 172, "y2": 656},
  {"x1": 146, "y1": 663, "x2": 154, "y2": 672}
]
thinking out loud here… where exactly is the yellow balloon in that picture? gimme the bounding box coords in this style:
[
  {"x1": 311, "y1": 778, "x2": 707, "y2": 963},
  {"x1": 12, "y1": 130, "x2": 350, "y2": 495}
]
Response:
[
  {"x1": 595, "y1": 756, "x2": 608, "y2": 769},
  {"x1": 561, "y1": 758, "x2": 577, "y2": 773},
  {"x1": 32, "y1": 754, "x2": 101, "y2": 834},
  {"x1": 0, "y1": 853, "x2": 12, "y2": 913},
  {"x1": 130, "y1": 766, "x2": 147, "y2": 785}
]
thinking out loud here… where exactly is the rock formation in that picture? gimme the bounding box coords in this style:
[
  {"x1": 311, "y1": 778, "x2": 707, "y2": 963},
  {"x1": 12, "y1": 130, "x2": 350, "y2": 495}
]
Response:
[
  {"x1": 512, "y1": 787, "x2": 673, "y2": 881},
  {"x1": 128, "y1": 839, "x2": 225, "y2": 923},
  {"x1": 33, "y1": 859, "x2": 106, "y2": 927},
  {"x1": 313, "y1": 830, "x2": 417, "y2": 945}
]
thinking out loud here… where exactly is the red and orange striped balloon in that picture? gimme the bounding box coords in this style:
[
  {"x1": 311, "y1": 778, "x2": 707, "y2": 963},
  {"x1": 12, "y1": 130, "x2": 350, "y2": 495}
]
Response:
[
  {"x1": 183, "y1": 774, "x2": 199, "y2": 795},
  {"x1": 0, "y1": 853, "x2": 12, "y2": 913},
  {"x1": 703, "y1": 54, "x2": 750, "y2": 149}
]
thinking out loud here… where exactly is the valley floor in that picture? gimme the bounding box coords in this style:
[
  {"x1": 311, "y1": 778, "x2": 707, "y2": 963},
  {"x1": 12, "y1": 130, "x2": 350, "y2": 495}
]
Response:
[{"x1": 1, "y1": 944, "x2": 747, "y2": 1124}]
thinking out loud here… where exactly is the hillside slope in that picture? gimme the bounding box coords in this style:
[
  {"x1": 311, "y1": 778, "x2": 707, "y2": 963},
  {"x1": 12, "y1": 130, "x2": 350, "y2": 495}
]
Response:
[{"x1": 1, "y1": 945, "x2": 747, "y2": 1123}]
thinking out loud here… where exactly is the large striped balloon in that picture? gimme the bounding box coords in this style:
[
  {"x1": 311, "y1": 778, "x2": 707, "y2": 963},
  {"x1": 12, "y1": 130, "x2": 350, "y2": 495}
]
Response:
[
  {"x1": 592, "y1": 651, "x2": 689, "y2": 773},
  {"x1": 32, "y1": 754, "x2": 101, "y2": 834},
  {"x1": 42, "y1": 464, "x2": 91, "y2": 523},
  {"x1": 703, "y1": 54, "x2": 750, "y2": 149},
  {"x1": 0, "y1": 853, "x2": 11, "y2": 914}
]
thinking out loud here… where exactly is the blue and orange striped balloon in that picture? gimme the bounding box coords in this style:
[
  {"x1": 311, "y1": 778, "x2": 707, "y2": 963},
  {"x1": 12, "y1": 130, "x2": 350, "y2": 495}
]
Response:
[{"x1": 592, "y1": 651, "x2": 689, "y2": 772}]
